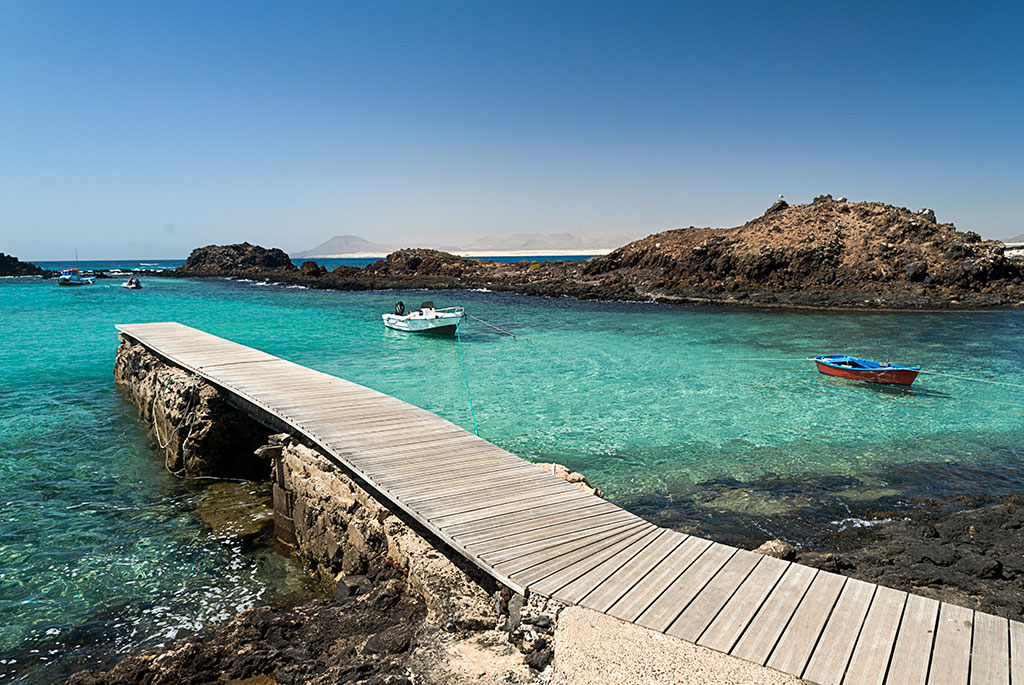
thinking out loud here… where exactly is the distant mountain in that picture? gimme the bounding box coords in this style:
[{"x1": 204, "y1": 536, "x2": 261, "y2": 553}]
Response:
[
  {"x1": 1006, "y1": 233, "x2": 1024, "y2": 243},
  {"x1": 293, "y1": 235, "x2": 396, "y2": 258},
  {"x1": 295, "y1": 228, "x2": 637, "y2": 258}
]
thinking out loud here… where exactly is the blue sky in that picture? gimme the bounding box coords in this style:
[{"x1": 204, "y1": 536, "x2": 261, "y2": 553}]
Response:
[{"x1": 2, "y1": 1, "x2": 1022, "y2": 259}]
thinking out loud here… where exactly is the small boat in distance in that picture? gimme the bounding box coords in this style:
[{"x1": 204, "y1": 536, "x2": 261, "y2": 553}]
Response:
[
  {"x1": 57, "y1": 268, "x2": 94, "y2": 286},
  {"x1": 382, "y1": 301, "x2": 465, "y2": 335},
  {"x1": 814, "y1": 354, "x2": 920, "y2": 386}
]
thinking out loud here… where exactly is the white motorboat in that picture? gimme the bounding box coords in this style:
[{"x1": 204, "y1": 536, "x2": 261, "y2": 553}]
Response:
[{"x1": 382, "y1": 301, "x2": 465, "y2": 335}]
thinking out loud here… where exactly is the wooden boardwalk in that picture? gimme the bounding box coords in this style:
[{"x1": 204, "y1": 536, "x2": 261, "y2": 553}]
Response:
[{"x1": 117, "y1": 322, "x2": 1023, "y2": 685}]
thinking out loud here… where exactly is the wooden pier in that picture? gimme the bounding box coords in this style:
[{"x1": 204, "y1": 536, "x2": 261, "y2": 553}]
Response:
[{"x1": 117, "y1": 322, "x2": 1023, "y2": 685}]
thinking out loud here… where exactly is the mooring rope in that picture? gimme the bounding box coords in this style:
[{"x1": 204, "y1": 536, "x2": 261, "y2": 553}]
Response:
[
  {"x1": 456, "y1": 325, "x2": 479, "y2": 435},
  {"x1": 465, "y1": 313, "x2": 552, "y2": 346},
  {"x1": 917, "y1": 370, "x2": 1024, "y2": 390}
]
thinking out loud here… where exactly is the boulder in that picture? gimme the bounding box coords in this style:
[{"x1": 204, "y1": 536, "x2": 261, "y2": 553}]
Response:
[
  {"x1": 754, "y1": 539, "x2": 796, "y2": 560},
  {"x1": 905, "y1": 260, "x2": 929, "y2": 282}
]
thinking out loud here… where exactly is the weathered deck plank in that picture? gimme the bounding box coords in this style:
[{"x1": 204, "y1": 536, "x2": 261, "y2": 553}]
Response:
[
  {"x1": 842, "y1": 585, "x2": 906, "y2": 685},
  {"x1": 927, "y1": 602, "x2": 973, "y2": 685}
]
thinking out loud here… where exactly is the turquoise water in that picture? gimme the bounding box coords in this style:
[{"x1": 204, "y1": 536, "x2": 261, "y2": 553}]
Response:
[{"x1": 1, "y1": 275, "x2": 1023, "y2": 679}]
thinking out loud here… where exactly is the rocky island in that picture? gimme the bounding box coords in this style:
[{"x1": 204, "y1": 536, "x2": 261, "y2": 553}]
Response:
[
  {"x1": 0, "y1": 253, "x2": 46, "y2": 277},
  {"x1": 172, "y1": 196, "x2": 1024, "y2": 308}
]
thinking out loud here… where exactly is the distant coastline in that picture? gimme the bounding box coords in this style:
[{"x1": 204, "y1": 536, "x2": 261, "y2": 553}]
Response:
[{"x1": 301, "y1": 248, "x2": 613, "y2": 259}]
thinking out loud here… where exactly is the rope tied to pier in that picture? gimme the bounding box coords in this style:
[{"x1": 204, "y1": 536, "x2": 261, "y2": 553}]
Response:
[
  {"x1": 456, "y1": 325, "x2": 479, "y2": 436},
  {"x1": 152, "y1": 374, "x2": 202, "y2": 477}
]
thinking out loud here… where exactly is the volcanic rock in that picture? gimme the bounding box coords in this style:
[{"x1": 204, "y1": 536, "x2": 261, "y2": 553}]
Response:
[
  {"x1": 0, "y1": 253, "x2": 45, "y2": 277},
  {"x1": 177, "y1": 242, "x2": 296, "y2": 277},
  {"x1": 167, "y1": 196, "x2": 1024, "y2": 308}
]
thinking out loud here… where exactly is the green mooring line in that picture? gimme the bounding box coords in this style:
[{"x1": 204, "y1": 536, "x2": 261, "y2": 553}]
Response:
[{"x1": 456, "y1": 326, "x2": 479, "y2": 435}]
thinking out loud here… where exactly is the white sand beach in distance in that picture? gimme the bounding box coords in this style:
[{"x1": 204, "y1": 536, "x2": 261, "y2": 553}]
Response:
[{"x1": 304, "y1": 249, "x2": 614, "y2": 259}]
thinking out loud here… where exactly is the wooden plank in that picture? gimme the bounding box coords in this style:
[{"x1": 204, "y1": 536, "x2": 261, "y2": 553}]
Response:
[
  {"x1": 496, "y1": 521, "x2": 654, "y2": 578},
  {"x1": 389, "y1": 462, "x2": 546, "y2": 496},
  {"x1": 447, "y1": 498, "x2": 611, "y2": 539},
  {"x1": 430, "y1": 489, "x2": 591, "y2": 528},
  {"x1": 409, "y1": 478, "x2": 578, "y2": 515},
  {"x1": 1010, "y1": 620, "x2": 1024, "y2": 685},
  {"x1": 764, "y1": 570, "x2": 846, "y2": 675},
  {"x1": 594, "y1": 534, "x2": 711, "y2": 618},
  {"x1": 414, "y1": 481, "x2": 586, "y2": 519},
  {"x1": 392, "y1": 468, "x2": 556, "y2": 506},
  {"x1": 514, "y1": 526, "x2": 657, "y2": 590},
  {"x1": 633, "y1": 542, "x2": 735, "y2": 632},
  {"x1": 665, "y1": 549, "x2": 762, "y2": 642},
  {"x1": 456, "y1": 501, "x2": 625, "y2": 547},
  {"x1": 843, "y1": 585, "x2": 906, "y2": 685},
  {"x1": 802, "y1": 577, "x2": 876, "y2": 684},
  {"x1": 482, "y1": 517, "x2": 648, "y2": 567},
  {"x1": 970, "y1": 611, "x2": 1009, "y2": 685},
  {"x1": 698, "y1": 554, "x2": 790, "y2": 654},
  {"x1": 558, "y1": 530, "x2": 678, "y2": 606},
  {"x1": 883, "y1": 591, "x2": 940, "y2": 685},
  {"x1": 537, "y1": 529, "x2": 664, "y2": 599},
  {"x1": 927, "y1": 602, "x2": 973, "y2": 685},
  {"x1": 466, "y1": 508, "x2": 640, "y2": 556}
]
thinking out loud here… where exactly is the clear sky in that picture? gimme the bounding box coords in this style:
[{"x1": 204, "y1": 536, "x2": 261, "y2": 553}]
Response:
[{"x1": 2, "y1": 1, "x2": 1022, "y2": 259}]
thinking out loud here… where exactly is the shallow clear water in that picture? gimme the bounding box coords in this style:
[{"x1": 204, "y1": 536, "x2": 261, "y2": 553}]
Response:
[{"x1": 1, "y1": 274, "x2": 1023, "y2": 679}]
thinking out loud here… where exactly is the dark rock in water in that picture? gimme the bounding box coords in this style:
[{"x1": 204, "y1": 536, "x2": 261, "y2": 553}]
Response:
[
  {"x1": 66, "y1": 579, "x2": 426, "y2": 685},
  {"x1": 299, "y1": 260, "x2": 326, "y2": 276},
  {"x1": 0, "y1": 252, "x2": 46, "y2": 276},
  {"x1": 176, "y1": 242, "x2": 296, "y2": 277}
]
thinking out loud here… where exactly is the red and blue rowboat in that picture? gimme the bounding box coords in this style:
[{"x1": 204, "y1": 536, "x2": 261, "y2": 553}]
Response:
[{"x1": 814, "y1": 355, "x2": 920, "y2": 386}]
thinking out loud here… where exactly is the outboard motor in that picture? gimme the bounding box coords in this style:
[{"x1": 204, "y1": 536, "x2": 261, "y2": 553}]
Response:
[{"x1": 394, "y1": 301, "x2": 405, "y2": 315}]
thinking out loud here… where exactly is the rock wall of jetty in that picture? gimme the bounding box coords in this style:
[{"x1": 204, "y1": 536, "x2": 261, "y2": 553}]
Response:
[
  {"x1": 97, "y1": 338, "x2": 567, "y2": 682},
  {"x1": 114, "y1": 335, "x2": 269, "y2": 479}
]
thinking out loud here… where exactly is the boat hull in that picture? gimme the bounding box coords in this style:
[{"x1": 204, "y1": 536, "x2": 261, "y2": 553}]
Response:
[
  {"x1": 382, "y1": 314, "x2": 463, "y2": 335},
  {"x1": 815, "y1": 361, "x2": 919, "y2": 386}
]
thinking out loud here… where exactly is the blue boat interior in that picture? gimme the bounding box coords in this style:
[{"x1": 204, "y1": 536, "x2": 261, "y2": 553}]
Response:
[{"x1": 815, "y1": 354, "x2": 920, "y2": 371}]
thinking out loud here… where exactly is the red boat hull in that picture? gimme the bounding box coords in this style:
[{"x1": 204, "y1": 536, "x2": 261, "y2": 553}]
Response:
[{"x1": 816, "y1": 361, "x2": 919, "y2": 386}]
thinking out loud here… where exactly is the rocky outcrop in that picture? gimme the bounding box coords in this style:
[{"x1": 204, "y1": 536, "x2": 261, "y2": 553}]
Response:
[
  {"x1": 0, "y1": 252, "x2": 45, "y2": 276},
  {"x1": 797, "y1": 496, "x2": 1024, "y2": 620},
  {"x1": 166, "y1": 195, "x2": 1024, "y2": 308},
  {"x1": 177, "y1": 242, "x2": 296, "y2": 277},
  {"x1": 113, "y1": 335, "x2": 270, "y2": 479}
]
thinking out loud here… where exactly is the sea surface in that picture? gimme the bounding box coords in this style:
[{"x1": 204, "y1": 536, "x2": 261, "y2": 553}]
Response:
[{"x1": 2, "y1": 273, "x2": 1023, "y2": 680}]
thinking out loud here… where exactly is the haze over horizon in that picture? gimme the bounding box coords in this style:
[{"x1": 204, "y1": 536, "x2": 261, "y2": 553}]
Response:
[{"x1": 3, "y1": 1, "x2": 1023, "y2": 260}]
